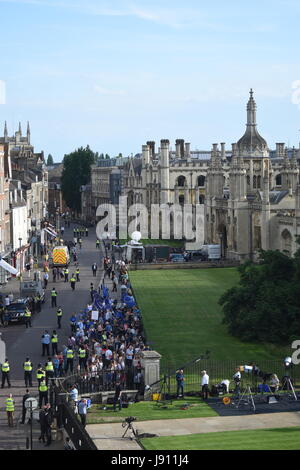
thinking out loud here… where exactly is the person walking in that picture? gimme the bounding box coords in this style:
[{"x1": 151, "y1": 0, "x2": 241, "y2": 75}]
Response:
[
  {"x1": 75, "y1": 267, "x2": 80, "y2": 282},
  {"x1": 5, "y1": 394, "x2": 15, "y2": 427},
  {"x1": 1, "y1": 359, "x2": 11, "y2": 388},
  {"x1": 21, "y1": 389, "x2": 30, "y2": 424},
  {"x1": 52, "y1": 267, "x2": 57, "y2": 283},
  {"x1": 56, "y1": 307, "x2": 63, "y2": 329},
  {"x1": 39, "y1": 406, "x2": 47, "y2": 443},
  {"x1": 51, "y1": 288, "x2": 57, "y2": 308},
  {"x1": 201, "y1": 370, "x2": 209, "y2": 400},
  {"x1": 41, "y1": 330, "x2": 51, "y2": 356},
  {"x1": 24, "y1": 308, "x2": 32, "y2": 328},
  {"x1": 78, "y1": 238, "x2": 82, "y2": 249},
  {"x1": 70, "y1": 275, "x2": 76, "y2": 291},
  {"x1": 64, "y1": 268, "x2": 69, "y2": 283},
  {"x1": 96, "y1": 239, "x2": 100, "y2": 249},
  {"x1": 78, "y1": 398, "x2": 87, "y2": 428},
  {"x1": 85, "y1": 227, "x2": 88, "y2": 237},
  {"x1": 44, "y1": 403, "x2": 53, "y2": 447},
  {"x1": 23, "y1": 357, "x2": 33, "y2": 387},
  {"x1": 92, "y1": 263, "x2": 97, "y2": 277},
  {"x1": 51, "y1": 330, "x2": 59, "y2": 356},
  {"x1": 38, "y1": 380, "x2": 48, "y2": 409},
  {"x1": 43, "y1": 272, "x2": 49, "y2": 289}
]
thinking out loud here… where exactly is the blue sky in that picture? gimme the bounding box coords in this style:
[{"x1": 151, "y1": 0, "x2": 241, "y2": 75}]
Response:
[{"x1": 0, "y1": 0, "x2": 300, "y2": 160}]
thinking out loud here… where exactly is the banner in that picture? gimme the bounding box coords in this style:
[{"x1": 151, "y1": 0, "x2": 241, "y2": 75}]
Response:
[{"x1": 0, "y1": 258, "x2": 18, "y2": 275}]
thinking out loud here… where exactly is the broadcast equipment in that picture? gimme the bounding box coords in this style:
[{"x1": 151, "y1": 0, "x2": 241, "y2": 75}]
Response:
[
  {"x1": 121, "y1": 417, "x2": 138, "y2": 439},
  {"x1": 236, "y1": 385, "x2": 256, "y2": 412}
]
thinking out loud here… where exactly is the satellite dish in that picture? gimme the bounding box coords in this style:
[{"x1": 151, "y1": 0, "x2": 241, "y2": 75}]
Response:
[{"x1": 131, "y1": 231, "x2": 142, "y2": 242}]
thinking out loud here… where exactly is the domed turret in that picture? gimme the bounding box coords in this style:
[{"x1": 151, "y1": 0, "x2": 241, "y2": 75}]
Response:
[{"x1": 237, "y1": 89, "x2": 268, "y2": 155}]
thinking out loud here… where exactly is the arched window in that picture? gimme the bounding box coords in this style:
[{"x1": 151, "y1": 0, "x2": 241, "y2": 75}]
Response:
[
  {"x1": 281, "y1": 229, "x2": 292, "y2": 256},
  {"x1": 177, "y1": 176, "x2": 186, "y2": 187},
  {"x1": 276, "y1": 174, "x2": 282, "y2": 186},
  {"x1": 253, "y1": 175, "x2": 257, "y2": 188},
  {"x1": 247, "y1": 175, "x2": 250, "y2": 186},
  {"x1": 197, "y1": 175, "x2": 205, "y2": 187},
  {"x1": 257, "y1": 176, "x2": 261, "y2": 189}
]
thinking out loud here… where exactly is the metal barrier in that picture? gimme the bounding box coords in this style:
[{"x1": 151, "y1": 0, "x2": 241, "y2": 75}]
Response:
[{"x1": 160, "y1": 359, "x2": 299, "y2": 394}]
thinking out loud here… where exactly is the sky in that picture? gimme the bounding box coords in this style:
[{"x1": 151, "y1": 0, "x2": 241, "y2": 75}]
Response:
[{"x1": 1, "y1": 0, "x2": 300, "y2": 161}]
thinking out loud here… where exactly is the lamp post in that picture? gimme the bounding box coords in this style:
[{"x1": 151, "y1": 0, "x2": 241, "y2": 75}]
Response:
[{"x1": 18, "y1": 237, "x2": 22, "y2": 277}]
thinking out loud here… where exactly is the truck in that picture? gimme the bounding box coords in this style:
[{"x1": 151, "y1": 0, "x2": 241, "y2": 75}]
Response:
[
  {"x1": 52, "y1": 245, "x2": 70, "y2": 267},
  {"x1": 200, "y1": 244, "x2": 221, "y2": 260}
]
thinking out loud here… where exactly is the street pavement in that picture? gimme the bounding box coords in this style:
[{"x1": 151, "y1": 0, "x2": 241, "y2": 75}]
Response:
[{"x1": 0, "y1": 222, "x2": 103, "y2": 450}]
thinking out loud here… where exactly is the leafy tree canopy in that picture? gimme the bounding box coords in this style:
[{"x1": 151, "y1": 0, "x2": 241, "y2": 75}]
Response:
[
  {"x1": 61, "y1": 145, "x2": 96, "y2": 212},
  {"x1": 219, "y1": 243, "x2": 300, "y2": 345}
]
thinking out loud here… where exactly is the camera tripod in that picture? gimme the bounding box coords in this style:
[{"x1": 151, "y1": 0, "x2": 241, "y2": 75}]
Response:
[
  {"x1": 236, "y1": 385, "x2": 256, "y2": 412},
  {"x1": 156, "y1": 375, "x2": 172, "y2": 407},
  {"x1": 281, "y1": 376, "x2": 297, "y2": 401},
  {"x1": 122, "y1": 420, "x2": 138, "y2": 439}
]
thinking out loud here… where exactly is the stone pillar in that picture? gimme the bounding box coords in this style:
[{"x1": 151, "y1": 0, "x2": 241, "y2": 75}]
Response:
[{"x1": 141, "y1": 350, "x2": 162, "y2": 400}]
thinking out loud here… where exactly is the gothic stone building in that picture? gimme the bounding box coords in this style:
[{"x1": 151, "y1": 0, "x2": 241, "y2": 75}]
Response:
[{"x1": 123, "y1": 90, "x2": 300, "y2": 260}]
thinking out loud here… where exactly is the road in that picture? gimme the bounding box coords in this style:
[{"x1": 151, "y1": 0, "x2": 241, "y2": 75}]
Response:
[{"x1": 0, "y1": 222, "x2": 103, "y2": 449}]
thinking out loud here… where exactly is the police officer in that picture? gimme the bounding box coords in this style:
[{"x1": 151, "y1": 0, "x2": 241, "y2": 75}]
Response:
[
  {"x1": 64, "y1": 268, "x2": 69, "y2": 283},
  {"x1": 6, "y1": 393, "x2": 15, "y2": 427},
  {"x1": 21, "y1": 389, "x2": 30, "y2": 424},
  {"x1": 65, "y1": 347, "x2": 74, "y2": 374},
  {"x1": 24, "y1": 308, "x2": 32, "y2": 328},
  {"x1": 78, "y1": 347, "x2": 87, "y2": 371},
  {"x1": 1, "y1": 359, "x2": 11, "y2": 388},
  {"x1": 70, "y1": 275, "x2": 76, "y2": 291},
  {"x1": 36, "y1": 363, "x2": 46, "y2": 386},
  {"x1": 75, "y1": 267, "x2": 80, "y2": 282},
  {"x1": 96, "y1": 239, "x2": 100, "y2": 249},
  {"x1": 38, "y1": 380, "x2": 48, "y2": 409},
  {"x1": 41, "y1": 330, "x2": 51, "y2": 356},
  {"x1": 23, "y1": 357, "x2": 33, "y2": 387},
  {"x1": 56, "y1": 307, "x2": 63, "y2": 329},
  {"x1": 51, "y1": 288, "x2": 57, "y2": 308},
  {"x1": 36, "y1": 293, "x2": 41, "y2": 313},
  {"x1": 51, "y1": 330, "x2": 59, "y2": 356},
  {"x1": 45, "y1": 358, "x2": 54, "y2": 385}
]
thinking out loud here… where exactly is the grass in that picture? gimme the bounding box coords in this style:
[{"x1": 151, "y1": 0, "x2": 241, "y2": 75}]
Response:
[
  {"x1": 141, "y1": 427, "x2": 300, "y2": 450},
  {"x1": 130, "y1": 268, "x2": 289, "y2": 365},
  {"x1": 86, "y1": 397, "x2": 217, "y2": 424}
]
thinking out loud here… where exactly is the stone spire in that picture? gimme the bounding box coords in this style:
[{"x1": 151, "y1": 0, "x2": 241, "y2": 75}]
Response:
[
  {"x1": 4, "y1": 121, "x2": 8, "y2": 141},
  {"x1": 27, "y1": 121, "x2": 30, "y2": 144},
  {"x1": 18, "y1": 122, "x2": 22, "y2": 135}
]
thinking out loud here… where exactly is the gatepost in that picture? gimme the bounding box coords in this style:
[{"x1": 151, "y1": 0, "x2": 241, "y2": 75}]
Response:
[{"x1": 141, "y1": 350, "x2": 162, "y2": 400}]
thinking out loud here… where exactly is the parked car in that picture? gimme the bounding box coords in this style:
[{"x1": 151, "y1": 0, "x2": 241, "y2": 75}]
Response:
[
  {"x1": 169, "y1": 253, "x2": 186, "y2": 262},
  {"x1": 4, "y1": 298, "x2": 31, "y2": 325}
]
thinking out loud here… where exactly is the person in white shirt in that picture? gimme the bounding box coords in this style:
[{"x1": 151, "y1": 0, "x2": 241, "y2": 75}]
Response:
[
  {"x1": 233, "y1": 368, "x2": 242, "y2": 398},
  {"x1": 201, "y1": 370, "x2": 209, "y2": 400}
]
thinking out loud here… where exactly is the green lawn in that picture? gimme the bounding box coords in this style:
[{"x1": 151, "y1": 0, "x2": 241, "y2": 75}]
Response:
[
  {"x1": 87, "y1": 397, "x2": 217, "y2": 424},
  {"x1": 130, "y1": 268, "x2": 289, "y2": 366},
  {"x1": 141, "y1": 427, "x2": 300, "y2": 450}
]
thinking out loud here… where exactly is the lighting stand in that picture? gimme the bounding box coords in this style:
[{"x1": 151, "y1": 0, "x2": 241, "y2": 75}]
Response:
[{"x1": 236, "y1": 385, "x2": 256, "y2": 412}]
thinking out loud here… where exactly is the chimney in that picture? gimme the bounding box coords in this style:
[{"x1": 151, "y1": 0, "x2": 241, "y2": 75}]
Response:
[
  {"x1": 276, "y1": 143, "x2": 285, "y2": 157},
  {"x1": 146, "y1": 141, "x2": 155, "y2": 159},
  {"x1": 175, "y1": 139, "x2": 185, "y2": 158},
  {"x1": 185, "y1": 142, "x2": 191, "y2": 159},
  {"x1": 220, "y1": 142, "x2": 226, "y2": 159}
]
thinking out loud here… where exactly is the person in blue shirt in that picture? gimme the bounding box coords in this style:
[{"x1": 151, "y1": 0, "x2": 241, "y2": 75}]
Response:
[
  {"x1": 176, "y1": 369, "x2": 185, "y2": 398},
  {"x1": 53, "y1": 356, "x2": 60, "y2": 378},
  {"x1": 70, "y1": 315, "x2": 77, "y2": 334}
]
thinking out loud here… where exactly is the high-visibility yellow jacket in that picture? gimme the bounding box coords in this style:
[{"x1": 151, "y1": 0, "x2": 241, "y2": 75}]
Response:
[{"x1": 6, "y1": 397, "x2": 14, "y2": 412}]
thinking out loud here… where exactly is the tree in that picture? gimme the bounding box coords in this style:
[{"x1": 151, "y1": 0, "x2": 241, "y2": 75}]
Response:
[
  {"x1": 219, "y1": 247, "x2": 300, "y2": 345},
  {"x1": 61, "y1": 146, "x2": 96, "y2": 213},
  {"x1": 47, "y1": 154, "x2": 54, "y2": 166},
  {"x1": 105, "y1": 154, "x2": 110, "y2": 159}
]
